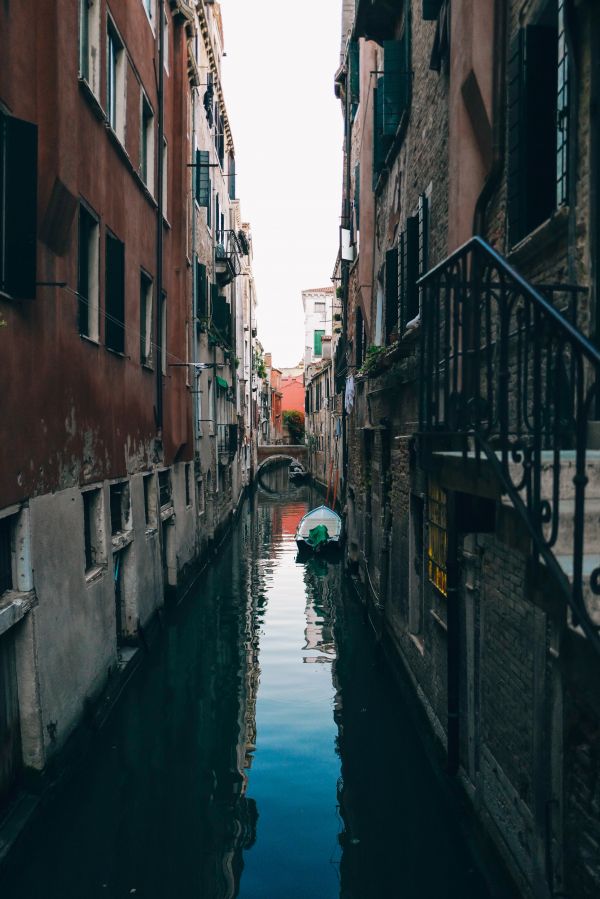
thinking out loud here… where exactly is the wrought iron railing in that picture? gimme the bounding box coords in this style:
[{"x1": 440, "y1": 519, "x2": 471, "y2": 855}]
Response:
[
  {"x1": 419, "y1": 236, "x2": 600, "y2": 650},
  {"x1": 215, "y1": 229, "x2": 242, "y2": 285}
]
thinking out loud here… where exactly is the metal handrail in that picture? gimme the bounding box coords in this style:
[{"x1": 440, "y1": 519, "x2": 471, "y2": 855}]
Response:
[{"x1": 419, "y1": 235, "x2": 600, "y2": 651}]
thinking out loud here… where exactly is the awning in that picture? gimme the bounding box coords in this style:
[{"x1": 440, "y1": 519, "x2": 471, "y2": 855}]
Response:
[{"x1": 216, "y1": 376, "x2": 229, "y2": 390}]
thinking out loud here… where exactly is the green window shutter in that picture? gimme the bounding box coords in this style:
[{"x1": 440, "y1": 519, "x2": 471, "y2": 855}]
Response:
[
  {"x1": 210, "y1": 282, "x2": 218, "y2": 318},
  {"x1": 405, "y1": 215, "x2": 419, "y2": 323},
  {"x1": 349, "y1": 41, "x2": 360, "y2": 106},
  {"x1": 373, "y1": 78, "x2": 392, "y2": 187},
  {"x1": 105, "y1": 233, "x2": 125, "y2": 353},
  {"x1": 195, "y1": 260, "x2": 207, "y2": 319},
  {"x1": 207, "y1": 177, "x2": 212, "y2": 226},
  {"x1": 507, "y1": 32, "x2": 525, "y2": 246},
  {"x1": 314, "y1": 329, "x2": 324, "y2": 356},
  {"x1": 213, "y1": 294, "x2": 231, "y2": 344},
  {"x1": 423, "y1": 0, "x2": 443, "y2": 20},
  {"x1": 385, "y1": 246, "x2": 399, "y2": 341},
  {"x1": 382, "y1": 41, "x2": 406, "y2": 137},
  {"x1": 195, "y1": 149, "x2": 210, "y2": 207}
]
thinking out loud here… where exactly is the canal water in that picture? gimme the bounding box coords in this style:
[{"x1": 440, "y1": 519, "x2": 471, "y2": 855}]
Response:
[{"x1": 0, "y1": 464, "x2": 508, "y2": 898}]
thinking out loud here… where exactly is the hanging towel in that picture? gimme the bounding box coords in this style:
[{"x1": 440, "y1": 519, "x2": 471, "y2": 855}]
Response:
[{"x1": 345, "y1": 376, "x2": 355, "y2": 414}]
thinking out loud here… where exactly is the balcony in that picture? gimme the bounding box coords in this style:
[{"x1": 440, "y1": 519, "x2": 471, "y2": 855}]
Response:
[
  {"x1": 419, "y1": 236, "x2": 600, "y2": 652},
  {"x1": 215, "y1": 230, "x2": 243, "y2": 287}
]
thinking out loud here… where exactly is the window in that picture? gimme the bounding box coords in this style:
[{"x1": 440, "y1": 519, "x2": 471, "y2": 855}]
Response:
[
  {"x1": 0, "y1": 515, "x2": 13, "y2": 595},
  {"x1": 79, "y1": 0, "x2": 101, "y2": 95},
  {"x1": 185, "y1": 464, "x2": 192, "y2": 507},
  {"x1": 107, "y1": 20, "x2": 126, "y2": 142},
  {"x1": 78, "y1": 204, "x2": 100, "y2": 341},
  {"x1": 197, "y1": 478, "x2": 205, "y2": 516},
  {"x1": 140, "y1": 271, "x2": 153, "y2": 365},
  {"x1": 163, "y1": 7, "x2": 169, "y2": 71},
  {"x1": 314, "y1": 302, "x2": 326, "y2": 314},
  {"x1": 355, "y1": 307, "x2": 364, "y2": 369},
  {"x1": 158, "y1": 470, "x2": 172, "y2": 508},
  {"x1": 105, "y1": 231, "x2": 125, "y2": 353},
  {"x1": 314, "y1": 330, "x2": 325, "y2": 356},
  {"x1": 195, "y1": 149, "x2": 210, "y2": 207},
  {"x1": 507, "y1": 0, "x2": 569, "y2": 246},
  {"x1": 427, "y1": 479, "x2": 447, "y2": 596},
  {"x1": 385, "y1": 245, "x2": 399, "y2": 342},
  {"x1": 195, "y1": 259, "x2": 208, "y2": 321},
  {"x1": 398, "y1": 215, "x2": 419, "y2": 331},
  {"x1": 143, "y1": 0, "x2": 154, "y2": 25},
  {"x1": 0, "y1": 111, "x2": 37, "y2": 300},
  {"x1": 228, "y1": 153, "x2": 236, "y2": 200},
  {"x1": 82, "y1": 488, "x2": 103, "y2": 572},
  {"x1": 140, "y1": 94, "x2": 154, "y2": 192},
  {"x1": 109, "y1": 482, "x2": 130, "y2": 535},
  {"x1": 143, "y1": 473, "x2": 157, "y2": 527}
]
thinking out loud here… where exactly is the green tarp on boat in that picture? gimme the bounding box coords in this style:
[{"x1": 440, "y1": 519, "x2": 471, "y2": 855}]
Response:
[{"x1": 307, "y1": 524, "x2": 329, "y2": 549}]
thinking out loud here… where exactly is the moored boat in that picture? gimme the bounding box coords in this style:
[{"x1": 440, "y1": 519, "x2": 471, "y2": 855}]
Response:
[{"x1": 295, "y1": 505, "x2": 342, "y2": 553}]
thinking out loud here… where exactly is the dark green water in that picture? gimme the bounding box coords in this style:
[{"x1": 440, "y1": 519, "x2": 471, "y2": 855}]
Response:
[{"x1": 0, "y1": 470, "x2": 507, "y2": 898}]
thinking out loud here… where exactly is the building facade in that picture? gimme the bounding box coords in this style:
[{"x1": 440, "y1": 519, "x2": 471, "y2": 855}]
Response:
[
  {"x1": 0, "y1": 0, "x2": 261, "y2": 809},
  {"x1": 331, "y1": 1, "x2": 600, "y2": 897}
]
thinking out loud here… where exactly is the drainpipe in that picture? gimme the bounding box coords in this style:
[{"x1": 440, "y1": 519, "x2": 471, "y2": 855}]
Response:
[
  {"x1": 155, "y1": 1, "x2": 165, "y2": 431},
  {"x1": 191, "y1": 86, "x2": 199, "y2": 447},
  {"x1": 446, "y1": 491, "x2": 460, "y2": 776}
]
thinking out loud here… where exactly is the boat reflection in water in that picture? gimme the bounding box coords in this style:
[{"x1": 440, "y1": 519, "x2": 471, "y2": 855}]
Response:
[{"x1": 1, "y1": 461, "x2": 499, "y2": 899}]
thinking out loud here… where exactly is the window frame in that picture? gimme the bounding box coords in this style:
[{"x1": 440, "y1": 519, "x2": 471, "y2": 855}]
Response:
[
  {"x1": 78, "y1": 202, "x2": 100, "y2": 342},
  {"x1": 107, "y1": 18, "x2": 126, "y2": 143},
  {"x1": 140, "y1": 269, "x2": 154, "y2": 367}
]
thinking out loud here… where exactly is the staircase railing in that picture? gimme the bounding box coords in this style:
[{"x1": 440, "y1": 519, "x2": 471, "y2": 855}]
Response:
[{"x1": 418, "y1": 235, "x2": 600, "y2": 651}]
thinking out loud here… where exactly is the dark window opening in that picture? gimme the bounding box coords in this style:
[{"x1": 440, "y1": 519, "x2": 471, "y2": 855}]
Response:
[
  {"x1": 110, "y1": 482, "x2": 129, "y2": 535},
  {"x1": 140, "y1": 271, "x2": 153, "y2": 365},
  {"x1": 385, "y1": 245, "x2": 399, "y2": 342},
  {"x1": 355, "y1": 307, "x2": 365, "y2": 369},
  {"x1": 159, "y1": 470, "x2": 172, "y2": 508},
  {"x1": 0, "y1": 111, "x2": 37, "y2": 299},
  {"x1": 83, "y1": 489, "x2": 101, "y2": 571},
  {"x1": 195, "y1": 259, "x2": 207, "y2": 320},
  {"x1": 185, "y1": 464, "x2": 192, "y2": 507},
  {"x1": 507, "y1": 0, "x2": 568, "y2": 246}
]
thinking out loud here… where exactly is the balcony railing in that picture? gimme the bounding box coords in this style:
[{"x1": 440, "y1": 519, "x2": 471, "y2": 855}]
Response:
[
  {"x1": 217, "y1": 423, "x2": 238, "y2": 458},
  {"x1": 215, "y1": 229, "x2": 243, "y2": 287},
  {"x1": 419, "y1": 236, "x2": 600, "y2": 652}
]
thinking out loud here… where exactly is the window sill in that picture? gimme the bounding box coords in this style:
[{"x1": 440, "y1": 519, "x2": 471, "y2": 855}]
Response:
[
  {"x1": 141, "y1": 362, "x2": 154, "y2": 372},
  {"x1": 112, "y1": 529, "x2": 134, "y2": 552},
  {"x1": 160, "y1": 505, "x2": 175, "y2": 522},
  {"x1": 508, "y1": 206, "x2": 569, "y2": 270},
  {"x1": 145, "y1": 526, "x2": 158, "y2": 538},
  {"x1": 80, "y1": 333, "x2": 100, "y2": 347},
  {"x1": 408, "y1": 632, "x2": 425, "y2": 655},
  {"x1": 0, "y1": 590, "x2": 37, "y2": 638},
  {"x1": 105, "y1": 346, "x2": 127, "y2": 359},
  {"x1": 429, "y1": 607, "x2": 448, "y2": 632},
  {"x1": 85, "y1": 565, "x2": 106, "y2": 586},
  {"x1": 78, "y1": 77, "x2": 105, "y2": 121}
]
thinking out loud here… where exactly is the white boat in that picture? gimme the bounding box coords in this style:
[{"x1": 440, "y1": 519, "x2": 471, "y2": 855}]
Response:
[{"x1": 295, "y1": 505, "x2": 343, "y2": 552}]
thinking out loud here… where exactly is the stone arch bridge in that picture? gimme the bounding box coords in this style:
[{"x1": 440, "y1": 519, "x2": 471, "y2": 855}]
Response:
[{"x1": 256, "y1": 445, "x2": 307, "y2": 472}]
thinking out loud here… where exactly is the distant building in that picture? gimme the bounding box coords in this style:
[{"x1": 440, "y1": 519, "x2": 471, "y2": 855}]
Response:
[
  {"x1": 280, "y1": 363, "x2": 305, "y2": 416},
  {"x1": 302, "y1": 287, "x2": 335, "y2": 368}
]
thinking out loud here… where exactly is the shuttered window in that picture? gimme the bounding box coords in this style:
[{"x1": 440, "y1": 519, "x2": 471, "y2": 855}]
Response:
[
  {"x1": 213, "y1": 294, "x2": 231, "y2": 345},
  {"x1": 385, "y1": 246, "x2": 399, "y2": 341},
  {"x1": 105, "y1": 231, "x2": 125, "y2": 353},
  {"x1": 0, "y1": 112, "x2": 37, "y2": 299},
  {"x1": 195, "y1": 149, "x2": 210, "y2": 206},
  {"x1": 398, "y1": 216, "x2": 419, "y2": 331},
  {"x1": 314, "y1": 330, "x2": 325, "y2": 356},
  {"x1": 382, "y1": 34, "x2": 410, "y2": 136},
  {"x1": 507, "y1": 3, "x2": 568, "y2": 247},
  {"x1": 349, "y1": 40, "x2": 360, "y2": 117},
  {"x1": 195, "y1": 259, "x2": 207, "y2": 319}
]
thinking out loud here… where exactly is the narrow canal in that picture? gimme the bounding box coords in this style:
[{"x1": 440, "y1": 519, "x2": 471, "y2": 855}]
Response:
[{"x1": 1, "y1": 466, "x2": 508, "y2": 898}]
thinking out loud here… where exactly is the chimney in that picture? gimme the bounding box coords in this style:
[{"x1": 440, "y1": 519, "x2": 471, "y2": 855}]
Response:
[{"x1": 264, "y1": 352, "x2": 272, "y2": 368}]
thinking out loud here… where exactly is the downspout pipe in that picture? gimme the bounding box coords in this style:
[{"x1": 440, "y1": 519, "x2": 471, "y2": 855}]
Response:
[{"x1": 156, "y1": 1, "x2": 165, "y2": 431}]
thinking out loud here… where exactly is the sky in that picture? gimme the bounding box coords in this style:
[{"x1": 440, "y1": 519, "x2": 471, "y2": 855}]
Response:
[{"x1": 221, "y1": 0, "x2": 343, "y2": 369}]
